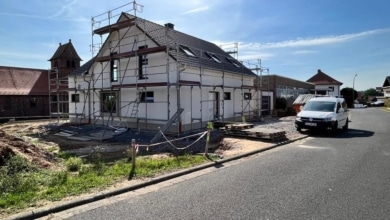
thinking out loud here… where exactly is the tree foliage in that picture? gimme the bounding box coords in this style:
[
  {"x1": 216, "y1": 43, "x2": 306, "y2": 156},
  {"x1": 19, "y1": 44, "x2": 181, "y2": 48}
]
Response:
[
  {"x1": 363, "y1": 88, "x2": 379, "y2": 100},
  {"x1": 340, "y1": 87, "x2": 358, "y2": 108}
]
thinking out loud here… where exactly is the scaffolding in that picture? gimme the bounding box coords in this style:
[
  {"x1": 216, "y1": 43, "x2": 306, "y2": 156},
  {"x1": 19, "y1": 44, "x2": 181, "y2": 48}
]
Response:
[
  {"x1": 241, "y1": 59, "x2": 271, "y2": 118},
  {"x1": 68, "y1": 1, "x2": 270, "y2": 135},
  {"x1": 48, "y1": 67, "x2": 69, "y2": 122}
]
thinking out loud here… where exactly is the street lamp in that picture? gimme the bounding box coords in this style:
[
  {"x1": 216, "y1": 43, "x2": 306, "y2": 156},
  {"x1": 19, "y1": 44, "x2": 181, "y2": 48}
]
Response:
[{"x1": 352, "y1": 74, "x2": 358, "y2": 106}]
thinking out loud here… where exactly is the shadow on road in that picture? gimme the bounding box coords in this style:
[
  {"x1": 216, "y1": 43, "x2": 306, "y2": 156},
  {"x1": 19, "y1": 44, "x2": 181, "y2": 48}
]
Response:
[{"x1": 299, "y1": 128, "x2": 374, "y2": 138}]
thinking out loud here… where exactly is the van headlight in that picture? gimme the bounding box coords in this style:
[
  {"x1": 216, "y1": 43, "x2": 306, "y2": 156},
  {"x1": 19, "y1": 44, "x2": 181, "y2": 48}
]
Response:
[
  {"x1": 324, "y1": 117, "x2": 332, "y2": 122},
  {"x1": 296, "y1": 116, "x2": 302, "y2": 122}
]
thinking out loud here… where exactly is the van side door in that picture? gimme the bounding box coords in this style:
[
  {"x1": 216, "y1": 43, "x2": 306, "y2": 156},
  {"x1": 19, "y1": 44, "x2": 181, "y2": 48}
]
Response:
[{"x1": 336, "y1": 101, "x2": 347, "y2": 126}]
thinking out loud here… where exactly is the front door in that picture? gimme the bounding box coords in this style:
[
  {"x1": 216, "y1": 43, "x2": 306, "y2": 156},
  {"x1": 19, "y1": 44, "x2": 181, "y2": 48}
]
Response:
[{"x1": 208, "y1": 92, "x2": 220, "y2": 120}]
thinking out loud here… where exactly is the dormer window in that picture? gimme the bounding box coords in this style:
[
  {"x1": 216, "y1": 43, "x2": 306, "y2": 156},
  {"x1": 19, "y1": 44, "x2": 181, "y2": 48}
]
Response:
[
  {"x1": 205, "y1": 52, "x2": 221, "y2": 63},
  {"x1": 179, "y1": 45, "x2": 197, "y2": 57},
  {"x1": 226, "y1": 57, "x2": 240, "y2": 68}
]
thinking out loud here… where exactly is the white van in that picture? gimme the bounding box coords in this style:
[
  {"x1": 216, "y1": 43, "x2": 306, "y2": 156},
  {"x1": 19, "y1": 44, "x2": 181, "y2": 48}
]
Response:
[{"x1": 295, "y1": 97, "x2": 348, "y2": 132}]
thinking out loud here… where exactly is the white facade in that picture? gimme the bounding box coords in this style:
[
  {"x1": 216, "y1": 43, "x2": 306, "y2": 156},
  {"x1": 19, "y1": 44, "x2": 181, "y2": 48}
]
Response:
[
  {"x1": 68, "y1": 15, "x2": 260, "y2": 132},
  {"x1": 313, "y1": 84, "x2": 341, "y2": 97},
  {"x1": 383, "y1": 87, "x2": 390, "y2": 98}
]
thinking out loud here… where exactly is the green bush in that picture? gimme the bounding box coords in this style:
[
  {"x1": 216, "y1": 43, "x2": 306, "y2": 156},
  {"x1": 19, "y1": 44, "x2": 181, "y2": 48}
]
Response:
[
  {"x1": 5, "y1": 156, "x2": 36, "y2": 175},
  {"x1": 49, "y1": 171, "x2": 68, "y2": 186},
  {"x1": 65, "y1": 157, "x2": 83, "y2": 172},
  {"x1": 385, "y1": 99, "x2": 390, "y2": 108}
]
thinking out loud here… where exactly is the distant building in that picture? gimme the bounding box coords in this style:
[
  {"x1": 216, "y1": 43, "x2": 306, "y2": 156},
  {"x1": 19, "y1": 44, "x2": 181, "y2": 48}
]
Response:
[
  {"x1": 0, "y1": 39, "x2": 81, "y2": 120},
  {"x1": 48, "y1": 39, "x2": 82, "y2": 116},
  {"x1": 256, "y1": 75, "x2": 314, "y2": 113},
  {"x1": 0, "y1": 66, "x2": 49, "y2": 119},
  {"x1": 306, "y1": 69, "x2": 343, "y2": 96},
  {"x1": 381, "y1": 76, "x2": 390, "y2": 98}
]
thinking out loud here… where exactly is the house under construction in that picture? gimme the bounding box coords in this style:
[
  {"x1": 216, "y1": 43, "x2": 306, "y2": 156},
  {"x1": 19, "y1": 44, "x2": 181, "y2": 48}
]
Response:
[{"x1": 67, "y1": 2, "x2": 272, "y2": 135}]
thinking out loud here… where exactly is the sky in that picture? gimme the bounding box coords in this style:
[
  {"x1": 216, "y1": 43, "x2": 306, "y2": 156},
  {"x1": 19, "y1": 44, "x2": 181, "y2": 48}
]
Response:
[{"x1": 0, "y1": 0, "x2": 389, "y2": 91}]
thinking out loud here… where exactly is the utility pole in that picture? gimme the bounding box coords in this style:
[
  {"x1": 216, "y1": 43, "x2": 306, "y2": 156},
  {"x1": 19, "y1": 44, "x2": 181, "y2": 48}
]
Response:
[{"x1": 352, "y1": 74, "x2": 358, "y2": 107}]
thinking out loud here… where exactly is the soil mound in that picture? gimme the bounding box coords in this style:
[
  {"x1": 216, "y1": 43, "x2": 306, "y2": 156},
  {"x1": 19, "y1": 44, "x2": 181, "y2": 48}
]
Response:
[{"x1": 0, "y1": 129, "x2": 57, "y2": 168}]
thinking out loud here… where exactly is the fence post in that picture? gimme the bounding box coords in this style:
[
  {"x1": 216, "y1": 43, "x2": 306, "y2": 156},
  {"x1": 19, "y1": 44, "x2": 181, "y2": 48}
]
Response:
[
  {"x1": 204, "y1": 122, "x2": 213, "y2": 156},
  {"x1": 131, "y1": 139, "x2": 136, "y2": 168}
]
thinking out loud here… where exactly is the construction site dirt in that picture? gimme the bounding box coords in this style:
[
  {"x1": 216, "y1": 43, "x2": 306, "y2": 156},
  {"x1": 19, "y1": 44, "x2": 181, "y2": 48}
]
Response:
[{"x1": 0, "y1": 116, "x2": 304, "y2": 169}]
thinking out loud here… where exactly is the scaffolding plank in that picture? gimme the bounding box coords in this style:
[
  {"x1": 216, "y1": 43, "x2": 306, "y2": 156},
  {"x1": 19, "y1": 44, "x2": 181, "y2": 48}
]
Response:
[
  {"x1": 95, "y1": 46, "x2": 167, "y2": 62},
  {"x1": 94, "y1": 18, "x2": 136, "y2": 35}
]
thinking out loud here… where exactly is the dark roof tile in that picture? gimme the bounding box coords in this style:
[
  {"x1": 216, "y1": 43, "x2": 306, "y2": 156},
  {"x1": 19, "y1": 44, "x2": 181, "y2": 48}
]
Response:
[
  {"x1": 49, "y1": 39, "x2": 82, "y2": 61},
  {"x1": 306, "y1": 69, "x2": 343, "y2": 85}
]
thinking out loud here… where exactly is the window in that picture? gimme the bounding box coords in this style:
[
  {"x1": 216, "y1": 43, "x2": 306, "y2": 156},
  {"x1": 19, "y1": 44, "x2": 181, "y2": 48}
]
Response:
[
  {"x1": 30, "y1": 98, "x2": 37, "y2": 107},
  {"x1": 138, "y1": 45, "x2": 149, "y2": 79},
  {"x1": 111, "y1": 58, "x2": 119, "y2": 82},
  {"x1": 329, "y1": 86, "x2": 334, "y2": 91},
  {"x1": 4, "y1": 97, "x2": 11, "y2": 110},
  {"x1": 244, "y1": 93, "x2": 252, "y2": 100},
  {"x1": 140, "y1": 91, "x2": 154, "y2": 103},
  {"x1": 101, "y1": 92, "x2": 118, "y2": 113},
  {"x1": 179, "y1": 45, "x2": 197, "y2": 57},
  {"x1": 72, "y1": 60, "x2": 76, "y2": 68},
  {"x1": 66, "y1": 60, "x2": 70, "y2": 67},
  {"x1": 205, "y1": 52, "x2": 221, "y2": 63},
  {"x1": 224, "y1": 92, "x2": 231, "y2": 100},
  {"x1": 226, "y1": 57, "x2": 240, "y2": 68},
  {"x1": 71, "y1": 94, "x2": 80, "y2": 103}
]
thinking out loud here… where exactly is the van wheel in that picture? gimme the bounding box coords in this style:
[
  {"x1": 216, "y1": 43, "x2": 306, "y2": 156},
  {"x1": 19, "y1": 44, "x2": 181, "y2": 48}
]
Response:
[
  {"x1": 296, "y1": 127, "x2": 302, "y2": 132},
  {"x1": 343, "y1": 119, "x2": 349, "y2": 131},
  {"x1": 332, "y1": 122, "x2": 338, "y2": 133}
]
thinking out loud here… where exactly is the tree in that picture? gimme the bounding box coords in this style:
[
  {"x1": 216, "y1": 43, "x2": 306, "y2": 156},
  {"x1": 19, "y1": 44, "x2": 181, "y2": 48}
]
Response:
[
  {"x1": 340, "y1": 87, "x2": 358, "y2": 108},
  {"x1": 363, "y1": 88, "x2": 379, "y2": 100}
]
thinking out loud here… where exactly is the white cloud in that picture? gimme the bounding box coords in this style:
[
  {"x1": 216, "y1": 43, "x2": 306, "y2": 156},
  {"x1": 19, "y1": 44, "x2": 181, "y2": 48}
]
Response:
[
  {"x1": 293, "y1": 50, "x2": 317, "y2": 54},
  {"x1": 182, "y1": 6, "x2": 210, "y2": 14},
  {"x1": 241, "y1": 29, "x2": 390, "y2": 49}
]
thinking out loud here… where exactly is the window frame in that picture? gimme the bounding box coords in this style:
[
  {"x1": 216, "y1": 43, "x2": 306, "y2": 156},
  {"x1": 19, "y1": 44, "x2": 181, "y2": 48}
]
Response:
[
  {"x1": 71, "y1": 94, "x2": 80, "y2": 103},
  {"x1": 140, "y1": 91, "x2": 154, "y2": 103},
  {"x1": 204, "y1": 52, "x2": 222, "y2": 63},
  {"x1": 138, "y1": 45, "x2": 149, "y2": 80},
  {"x1": 179, "y1": 45, "x2": 197, "y2": 57},
  {"x1": 224, "y1": 92, "x2": 231, "y2": 100},
  {"x1": 226, "y1": 57, "x2": 240, "y2": 68},
  {"x1": 100, "y1": 91, "x2": 118, "y2": 114},
  {"x1": 110, "y1": 52, "x2": 119, "y2": 82},
  {"x1": 244, "y1": 92, "x2": 252, "y2": 100}
]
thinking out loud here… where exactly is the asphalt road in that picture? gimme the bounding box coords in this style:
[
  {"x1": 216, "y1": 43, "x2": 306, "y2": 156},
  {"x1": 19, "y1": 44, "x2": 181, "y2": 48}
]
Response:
[{"x1": 59, "y1": 108, "x2": 390, "y2": 220}]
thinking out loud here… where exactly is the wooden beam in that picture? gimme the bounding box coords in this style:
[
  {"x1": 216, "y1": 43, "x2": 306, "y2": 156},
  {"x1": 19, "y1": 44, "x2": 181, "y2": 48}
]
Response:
[
  {"x1": 93, "y1": 18, "x2": 136, "y2": 35},
  {"x1": 95, "y1": 46, "x2": 167, "y2": 62}
]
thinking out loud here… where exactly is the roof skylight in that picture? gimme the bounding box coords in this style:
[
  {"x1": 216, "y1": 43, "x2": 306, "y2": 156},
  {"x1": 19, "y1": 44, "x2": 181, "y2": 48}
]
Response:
[
  {"x1": 205, "y1": 52, "x2": 221, "y2": 63},
  {"x1": 226, "y1": 57, "x2": 240, "y2": 68},
  {"x1": 179, "y1": 45, "x2": 197, "y2": 57}
]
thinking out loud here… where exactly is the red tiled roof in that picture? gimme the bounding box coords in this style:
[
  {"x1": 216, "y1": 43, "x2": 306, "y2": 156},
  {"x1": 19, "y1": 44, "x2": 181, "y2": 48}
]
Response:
[
  {"x1": 0, "y1": 66, "x2": 49, "y2": 95},
  {"x1": 306, "y1": 69, "x2": 343, "y2": 85}
]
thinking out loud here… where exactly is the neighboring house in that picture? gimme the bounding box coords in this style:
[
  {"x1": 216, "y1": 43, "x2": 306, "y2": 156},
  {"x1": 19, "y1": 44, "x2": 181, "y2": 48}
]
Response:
[
  {"x1": 306, "y1": 69, "x2": 343, "y2": 96},
  {"x1": 48, "y1": 39, "x2": 82, "y2": 116},
  {"x1": 68, "y1": 13, "x2": 258, "y2": 132},
  {"x1": 382, "y1": 76, "x2": 390, "y2": 98},
  {"x1": 256, "y1": 75, "x2": 315, "y2": 113},
  {"x1": 0, "y1": 66, "x2": 49, "y2": 119}
]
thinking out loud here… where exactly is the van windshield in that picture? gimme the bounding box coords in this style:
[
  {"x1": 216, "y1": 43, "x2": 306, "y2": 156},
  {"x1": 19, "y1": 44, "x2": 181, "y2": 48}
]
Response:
[{"x1": 303, "y1": 101, "x2": 335, "y2": 112}]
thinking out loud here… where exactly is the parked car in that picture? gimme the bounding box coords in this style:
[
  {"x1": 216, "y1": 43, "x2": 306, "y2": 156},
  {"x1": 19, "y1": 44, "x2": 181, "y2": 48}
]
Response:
[
  {"x1": 371, "y1": 100, "x2": 384, "y2": 107},
  {"x1": 295, "y1": 97, "x2": 348, "y2": 132}
]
